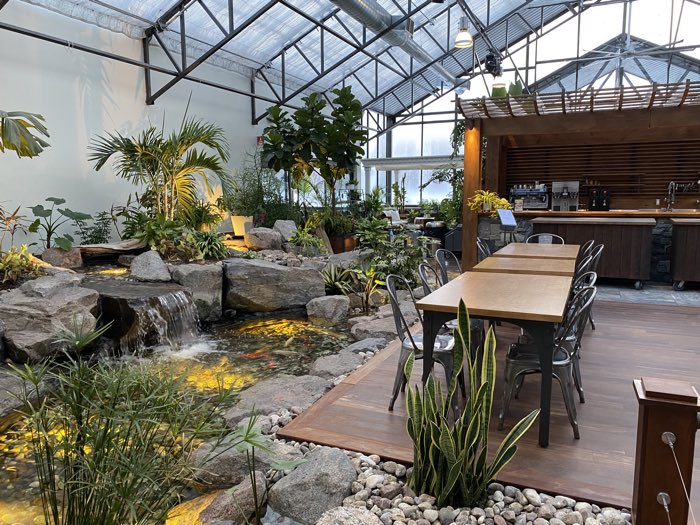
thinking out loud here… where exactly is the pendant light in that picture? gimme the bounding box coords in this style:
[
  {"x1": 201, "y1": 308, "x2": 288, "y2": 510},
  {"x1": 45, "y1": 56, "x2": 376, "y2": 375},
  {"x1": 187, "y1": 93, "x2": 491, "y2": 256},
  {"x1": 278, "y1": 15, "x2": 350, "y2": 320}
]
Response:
[{"x1": 454, "y1": 16, "x2": 473, "y2": 48}]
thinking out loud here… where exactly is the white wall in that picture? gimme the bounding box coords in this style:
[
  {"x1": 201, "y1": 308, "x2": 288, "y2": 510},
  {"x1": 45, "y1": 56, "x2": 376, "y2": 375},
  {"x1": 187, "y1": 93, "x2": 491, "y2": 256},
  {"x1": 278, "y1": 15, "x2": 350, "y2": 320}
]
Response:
[{"x1": 0, "y1": 1, "x2": 273, "y2": 246}]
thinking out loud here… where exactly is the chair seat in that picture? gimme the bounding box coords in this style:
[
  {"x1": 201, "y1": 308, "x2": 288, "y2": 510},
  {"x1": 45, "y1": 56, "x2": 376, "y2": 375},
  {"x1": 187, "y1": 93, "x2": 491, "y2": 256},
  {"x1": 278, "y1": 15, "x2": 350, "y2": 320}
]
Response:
[
  {"x1": 402, "y1": 333, "x2": 455, "y2": 353},
  {"x1": 444, "y1": 318, "x2": 484, "y2": 330},
  {"x1": 506, "y1": 341, "x2": 572, "y2": 365}
]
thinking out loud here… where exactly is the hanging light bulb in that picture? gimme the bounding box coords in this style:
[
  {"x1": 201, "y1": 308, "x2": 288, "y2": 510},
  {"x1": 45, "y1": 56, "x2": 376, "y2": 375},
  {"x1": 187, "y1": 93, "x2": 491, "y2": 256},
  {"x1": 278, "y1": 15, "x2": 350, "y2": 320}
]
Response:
[
  {"x1": 492, "y1": 76, "x2": 506, "y2": 90},
  {"x1": 454, "y1": 16, "x2": 473, "y2": 48}
]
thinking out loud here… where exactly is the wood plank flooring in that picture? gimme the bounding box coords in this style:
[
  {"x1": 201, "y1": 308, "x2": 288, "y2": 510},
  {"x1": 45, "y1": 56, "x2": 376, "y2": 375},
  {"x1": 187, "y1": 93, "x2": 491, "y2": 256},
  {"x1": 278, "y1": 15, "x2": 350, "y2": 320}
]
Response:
[{"x1": 279, "y1": 300, "x2": 700, "y2": 514}]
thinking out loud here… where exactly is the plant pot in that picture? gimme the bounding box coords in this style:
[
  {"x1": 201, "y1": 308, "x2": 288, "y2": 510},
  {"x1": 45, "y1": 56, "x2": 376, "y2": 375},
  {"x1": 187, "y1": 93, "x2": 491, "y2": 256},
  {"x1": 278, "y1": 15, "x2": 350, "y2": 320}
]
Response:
[
  {"x1": 328, "y1": 234, "x2": 358, "y2": 254},
  {"x1": 230, "y1": 215, "x2": 254, "y2": 237}
]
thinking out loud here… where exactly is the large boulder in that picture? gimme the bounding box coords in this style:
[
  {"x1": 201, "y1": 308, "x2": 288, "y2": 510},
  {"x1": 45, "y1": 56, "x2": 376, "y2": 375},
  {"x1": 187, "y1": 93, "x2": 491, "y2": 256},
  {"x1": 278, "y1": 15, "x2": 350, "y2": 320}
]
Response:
[
  {"x1": 306, "y1": 296, "x2": 350, "y2": 327},
  {"x1": 326, "y1": 249, "x2": 372, "y2": 270},
  {"x1": 223, "y1": 259, "x2": 325, "y2": 312},
  {"x1": 244, "y1": 227, "x2": 282, "y2": 251},
  {"x1": 273, "y1": 220, "x2": 298, "y2": 242},
  {"x1": 223, "y1": 374, "x2": 330, "y2": 427},
  {"x1": 268, "y1": 447, "x2": 356, "y2": 525},
  {"x1": 82, "y1": 280, "x2": 196, "y2": 352},
  {"x1": 171, "y1": 263, "x2": 223, "y2": 322},
  {"x1": 350, "y1": 316, "x2": 397, "y2": 342},
  {"x1": 166, "y1": 472, "x2": 266, "y2": 525},
  {"x1": 0, "y1": 276, "x2": 99, "y2": 362},
  {"x1": 342, "y1": 338, "x2": 386, "y2": 354},
  {"x1": 309, "y1": 349, "x2": 363, "y2": 379},
  {"x1": 130, "y1": 250, "x2": 171, "y2": 282},
  {"x1": 41, "y1": 247, "x2": 83, "y2": 269},
  {"x1": 316, "y1": 507, "x2": 384, "y2": 525},
  {"x1": 193, "y1": 436, "x2": 302, "y2": 488}
]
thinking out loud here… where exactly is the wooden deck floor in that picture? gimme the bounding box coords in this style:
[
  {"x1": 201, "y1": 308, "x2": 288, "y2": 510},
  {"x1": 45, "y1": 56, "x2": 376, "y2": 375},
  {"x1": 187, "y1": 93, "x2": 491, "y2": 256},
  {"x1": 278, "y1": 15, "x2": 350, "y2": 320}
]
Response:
[{"x1": 279, "y1": 300, "x2": 700, "y2": 512}]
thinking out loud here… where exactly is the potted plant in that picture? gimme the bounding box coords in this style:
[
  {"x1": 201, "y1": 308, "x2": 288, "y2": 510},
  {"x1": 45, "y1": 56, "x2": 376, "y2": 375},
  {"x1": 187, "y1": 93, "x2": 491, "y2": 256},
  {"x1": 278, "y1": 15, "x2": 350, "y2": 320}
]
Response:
[
  {"x1": 392, "y1": 174, "x2": 407, "y2": 216},
  {"x1": 466, "y1": 189, "x2": 512, "y2": 218},
  {"x1": 322, "y1": 212, "x2": 357, "y2": 254}
]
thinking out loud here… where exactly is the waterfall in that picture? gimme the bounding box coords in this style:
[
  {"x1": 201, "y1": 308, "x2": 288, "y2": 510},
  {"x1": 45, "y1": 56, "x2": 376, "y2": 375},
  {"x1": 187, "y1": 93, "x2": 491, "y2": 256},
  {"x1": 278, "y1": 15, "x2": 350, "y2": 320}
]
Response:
[{"x1": 120, "y1": 290, "x2": 200, "y2": 353}]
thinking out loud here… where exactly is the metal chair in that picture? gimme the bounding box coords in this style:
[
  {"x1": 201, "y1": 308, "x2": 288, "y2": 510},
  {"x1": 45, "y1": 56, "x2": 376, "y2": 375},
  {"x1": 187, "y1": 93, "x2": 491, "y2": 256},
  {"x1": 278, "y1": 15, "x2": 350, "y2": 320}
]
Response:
[
  {"x1": 476, "y1": 237, "x2": 491, "y2": 262},
  {"x1": 587, "y1": 244, "x2": 604, "y2": 330},
  {"x1": 499, "y1": 286, "x2": 596, "y2": 439},
  {"x1": 572, "y1": 271, "x2": 597, "y2": 296},
  {"x1": 386, "y1": 274, "x2": 465, "y2": 411},
  {"x1": 576, "y1": 239, "x2": 595, "y2": 267},
  {"x1": 435, "y1": 248, "x2": 461, "y2": 284},
  {"x1": 525, "y1": 233, "x2": 565, "y2": 244}
]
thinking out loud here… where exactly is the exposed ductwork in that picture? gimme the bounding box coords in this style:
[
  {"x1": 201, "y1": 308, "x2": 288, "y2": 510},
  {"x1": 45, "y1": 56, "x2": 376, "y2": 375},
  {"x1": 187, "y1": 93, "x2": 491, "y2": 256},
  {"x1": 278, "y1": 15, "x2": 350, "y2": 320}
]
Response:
[{"x1": 329, "y1": 0, "x2": 463, "y2": 87}]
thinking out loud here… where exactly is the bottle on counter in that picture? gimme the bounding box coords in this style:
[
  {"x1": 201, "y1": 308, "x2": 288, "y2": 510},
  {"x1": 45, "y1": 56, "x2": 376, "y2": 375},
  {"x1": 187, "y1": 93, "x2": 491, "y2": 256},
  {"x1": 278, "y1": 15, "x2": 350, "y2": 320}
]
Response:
[
  {"x1": 601, "y1": 190, "x2": 610, "y2": 211},
  {"x1": 589, "y1": 189, "x2": 599, "y2": 211}
]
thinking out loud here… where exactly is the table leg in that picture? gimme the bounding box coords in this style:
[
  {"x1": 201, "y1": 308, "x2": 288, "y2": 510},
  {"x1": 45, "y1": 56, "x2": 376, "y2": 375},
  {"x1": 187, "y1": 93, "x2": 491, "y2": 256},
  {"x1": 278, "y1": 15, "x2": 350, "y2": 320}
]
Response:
[{"x1": 530, "y1": 322, "x2": 556, "y2": 448}]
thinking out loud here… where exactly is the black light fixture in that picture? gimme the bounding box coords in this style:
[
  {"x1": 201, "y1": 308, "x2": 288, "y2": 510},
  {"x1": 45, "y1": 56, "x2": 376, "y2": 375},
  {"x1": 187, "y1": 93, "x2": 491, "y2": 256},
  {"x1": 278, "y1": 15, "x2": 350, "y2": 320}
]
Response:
[{"x1": 484, "y1": 52, "x2": 502, "y2": 77}]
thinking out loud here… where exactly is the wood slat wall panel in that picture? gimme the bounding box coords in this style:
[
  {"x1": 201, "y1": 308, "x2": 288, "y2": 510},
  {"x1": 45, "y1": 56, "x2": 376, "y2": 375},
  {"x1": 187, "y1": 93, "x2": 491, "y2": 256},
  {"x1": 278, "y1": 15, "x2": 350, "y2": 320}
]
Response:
[{"x1": 506, "y1": 141, "x2": 700, "y2": 203}]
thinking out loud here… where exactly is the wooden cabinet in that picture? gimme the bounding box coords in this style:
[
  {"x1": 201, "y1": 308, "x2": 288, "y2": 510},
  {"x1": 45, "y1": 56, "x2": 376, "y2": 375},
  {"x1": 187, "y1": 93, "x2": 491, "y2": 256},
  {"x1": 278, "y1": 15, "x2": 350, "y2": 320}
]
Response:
[
  {"x1": 670, "y1": 219, "x2": 700, "y2": 289},
  {"x1": 532, "y1": 217, "x2": 655, "y2": 285}
]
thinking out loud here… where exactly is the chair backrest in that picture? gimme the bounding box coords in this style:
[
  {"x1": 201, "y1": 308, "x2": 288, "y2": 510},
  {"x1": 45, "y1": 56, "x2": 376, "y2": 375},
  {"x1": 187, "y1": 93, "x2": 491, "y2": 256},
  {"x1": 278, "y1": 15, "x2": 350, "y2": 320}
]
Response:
[
  {"x1": 526, "y1": 233, "x2": 565, "y2": 244},
  {"x1": 589, "y1": 244, "x2": 605, "y2": 273},
  {"x1": 557, "y1": 286, "x2": 596, "y2": 355},
  {"x1": 572, "y1": 271, "x2": 597, "y2": 293},
  {"x1": 574, "y1": 254, "x2": 593, "y2": 279},
  {"x1": 476, "y1": 237, "x2": 491, "y2": 261},
  {"x1": 577, "y1": 239, "x2": 595, "y2": 264},
  {"x1": 435, "y1": 248, "x2": 461, "y2": 284},
  {"x1": 418, "y1": 263, "x2": 442, "y2": 296},
  {"x1": 385, "y1": 274, "x2": 423, "y2": 349}
]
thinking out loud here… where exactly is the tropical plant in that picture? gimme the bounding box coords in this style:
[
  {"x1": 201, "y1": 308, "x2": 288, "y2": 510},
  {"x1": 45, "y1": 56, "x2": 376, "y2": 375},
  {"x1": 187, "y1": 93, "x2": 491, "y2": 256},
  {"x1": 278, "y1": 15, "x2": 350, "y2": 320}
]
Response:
[
  {"x1": 348, "y1": 186, "x2": 384, "y2": 219},
  {"x1": 404, "y1": 300, "x2": 539, "y2": 507},
  {"x1": 28, "y1": 197, "x2": 92, "y2": 251},
  {"x1": 0, "y1": 109, "x2": 50, "y2": 158},
  {"x1": 0, "y1": 205, "x2": 31, "y2": 250},
  {"x1": 466, "y1": 189, "x2": 511, "y2": 218},
  {"x1": 125, "y1": 212, "x2": 183, "y2": 249},
  {"x1": 0, "y1": 244, "x2": 42, "y2": 284},
  {"x1": 183, "y1": 200, "x2": 222, "y2": 232},
  {"x1": 355, "y1": 218, "x2": 422, "y2": 281},
  {"x1": 289, "y1": 226, "x2": 322, "y2": 256},
  {"x1": 322, "y1": 211, "x2": 355, "y2": 237},
  {"x1": 355, "y1": 216, "x2": 389, "y2": 250},
  {"x1": 158, "y1": 232, "x2": 203, "y2": 262},
  {"x1": 73, "y1": 211, "x2": 112, "y2": 245},
  {"x1": 347, "y1": 266, "x2": 383, "y2": 315},
  {"x1": 10, "y1": 354, "x2": 255, "y2": 525},
  {"x1": 53, "y1": 315, "x2": 113, "y2": 353},
  {"x1": 89, "y1": 114, "x2": 232, "y2": 222},
  {"x1": 392, "y1": 174, "x2": 407, "y2": 214},
  {"x1": 321, "y1": 264, "x2": 353, "y2": 295},
  {"x1": 261, "y1": 86, "x2": 368, "y2": 213},
  {"x1": 193, "y1": 230, "x2": 229, "y2": 260}
]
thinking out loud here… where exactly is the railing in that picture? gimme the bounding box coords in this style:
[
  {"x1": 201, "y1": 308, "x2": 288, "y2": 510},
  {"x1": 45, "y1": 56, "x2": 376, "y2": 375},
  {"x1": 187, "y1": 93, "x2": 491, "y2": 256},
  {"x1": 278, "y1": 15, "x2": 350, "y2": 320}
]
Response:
[{"x1": 632, "y1": 377, "x2": 699, "y2": 525}]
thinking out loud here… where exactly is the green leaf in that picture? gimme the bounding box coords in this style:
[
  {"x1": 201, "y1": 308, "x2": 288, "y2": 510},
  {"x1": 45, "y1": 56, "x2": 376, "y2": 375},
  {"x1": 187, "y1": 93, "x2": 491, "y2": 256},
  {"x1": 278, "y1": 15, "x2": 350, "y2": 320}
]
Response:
[
  {"x1": 46, "y1": 197, "x2": 66, "y2": 205},
  {"x1": 58, "y1": 208, "x2": 92, "y2": 221},
  {"x1": 28, "y1": 218, "x2": 40, "y2": 233},
  {"x1": 54, "y1": 236, "x2": 73, "y2": 251},
  {"x1": 30, "y1": 205, "x2": 51, "y2": 218}
]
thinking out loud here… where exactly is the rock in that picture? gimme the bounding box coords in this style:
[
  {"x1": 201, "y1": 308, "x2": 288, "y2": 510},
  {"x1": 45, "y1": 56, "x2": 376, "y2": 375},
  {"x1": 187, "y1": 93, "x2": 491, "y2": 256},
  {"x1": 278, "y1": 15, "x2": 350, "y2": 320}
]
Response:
[
  {"x1": 423, "y1": 509, "x2": 439, "y2": 522},
  {"x1": 268, "y1": 447, "x2": 356, "y2": 525},
  {"x1": 310, "y1": 349, "x2": 363, "y2": 379},
  {"x1": 600, "y1": 507, "x2": 627, "y2": 525},
  {"x1": 81, "y1": 280, "x2": 194, "y2": 352},
  {"x1": 438, "y1": 507, "x2": 457, "y2": 525},
  {"x1": 223, "y1": 374, "x2": 329, "y2": 426},
  {"x1": 343, "y1": 338, "x2": 386, "y2": 354},
  {"x1": 130, "y1": 250, "x2": 171, "y2": 282},
  {"x1": 301, "y1": 259, "x2": 326, "y2": 271},
  {"x1": 523, "y1": 489, "x2": 542, "y2": 506},
  {"x1": 326, "y1": 249, "x2": 371, "y2": 270},
  {"x1": 41, "y1": 247, "x2": 83, "y2": 269},
  {"x1": 117, "y1": 254, "x2": 135, "y2": 267},
  {"x1": 314, "y1": 227, "x2": 333, "y2": 256},
  {"x1": 316, "y1": 507, "x2": 383, "y2": 525},
  {"x1": 379, "y1": 482, "x2": 402, "y2": 500},
  {"x1": 244, "y1": 227, "x2": 283, "y2": 251},
  {"x1": 0, "y1": 277, "x2": 99, "y2": 362},
  {"x1": 223, "y1": 258, "x2": 325, "y2": 312},
  {"x1": 273, "y1": 220, "x2": 298, "y2": 242},
  {"x1": 171, "y1": 263, "x2": 223, "y2": 322},
  {"x1": 493, "y1": 516, "x2": 507, "y2": 525},
  {"x1": 350, "y1": 317, "x2": 395, "y2": 342},
  {"x1": 166, "y1": 471, "x2": 266, "y2": 525},
  {"x1": 306, "y1": 296, "x2": 350, "y2": 327},
  {"x1": 537, "y1": 503, "x2": 556, "y2": 519},
  {"x1": 194, "y1": 436, "x2": 302, "y2": 488}
]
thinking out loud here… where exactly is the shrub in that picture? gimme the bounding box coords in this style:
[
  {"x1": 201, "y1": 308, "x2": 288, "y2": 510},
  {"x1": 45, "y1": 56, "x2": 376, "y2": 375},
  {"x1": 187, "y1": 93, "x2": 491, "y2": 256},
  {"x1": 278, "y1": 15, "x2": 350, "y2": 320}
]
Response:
[
  {"x1": 404, "y1": 300, "x2": 539, "y2": 507},
  {"x1": 0, "y1": 244, "x2": 42, "y2": 284},
  {"x1": 10, "y1": 356, "x2": 261, "y2": 525},
  {"x1": 193, "y1": 230, "x2": 229, "y2": 260}
]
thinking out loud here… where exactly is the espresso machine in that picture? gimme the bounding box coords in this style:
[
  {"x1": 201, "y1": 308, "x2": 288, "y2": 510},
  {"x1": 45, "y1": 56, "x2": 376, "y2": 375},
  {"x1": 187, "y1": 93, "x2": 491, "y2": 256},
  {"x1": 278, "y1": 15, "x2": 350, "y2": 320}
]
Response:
[
  {"x1": 551, "y1": 181, "x2": 580, "y2": 211},
  {"x1": 509, "y1": 183, "x2": 549, "y2": 210}
]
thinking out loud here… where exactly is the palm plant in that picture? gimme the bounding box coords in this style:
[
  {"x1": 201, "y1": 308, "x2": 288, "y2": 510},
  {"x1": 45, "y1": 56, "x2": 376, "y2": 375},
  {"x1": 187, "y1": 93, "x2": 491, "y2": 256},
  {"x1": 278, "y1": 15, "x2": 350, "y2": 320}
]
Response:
[
  {"x1": 0, "y1": 109, "x2": 50, "y2": 158},
  {"x1": 89, "y1": 116, "x2": 233, "y2": 221}
]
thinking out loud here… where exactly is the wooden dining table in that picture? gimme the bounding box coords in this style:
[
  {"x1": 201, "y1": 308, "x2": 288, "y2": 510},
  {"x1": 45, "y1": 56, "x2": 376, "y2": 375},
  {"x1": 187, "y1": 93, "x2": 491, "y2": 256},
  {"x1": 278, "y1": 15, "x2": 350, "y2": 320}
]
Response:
[
  {"x1": 492, "y1": 243, "x2": 580, "y2": 260},
  {"x1": 416, "y1": 269, "x2": 575, "y2": 447},
  {"x1": 473, "y1": 256, "x2": 576, "y2": 277}
]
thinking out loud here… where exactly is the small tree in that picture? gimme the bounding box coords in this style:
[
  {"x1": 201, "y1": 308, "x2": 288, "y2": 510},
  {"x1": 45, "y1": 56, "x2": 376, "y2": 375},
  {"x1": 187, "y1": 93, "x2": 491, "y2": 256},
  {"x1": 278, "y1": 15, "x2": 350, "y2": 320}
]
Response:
[{"x1": 261, "y1": 87, "x2": 367, "y2": 213}]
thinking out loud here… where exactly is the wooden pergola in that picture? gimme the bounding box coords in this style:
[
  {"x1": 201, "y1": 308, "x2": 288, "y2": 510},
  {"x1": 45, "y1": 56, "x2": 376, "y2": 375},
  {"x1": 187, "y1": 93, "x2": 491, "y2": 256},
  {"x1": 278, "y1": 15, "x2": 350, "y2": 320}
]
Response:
[{"x1": 459, "y1": 80, "x2": 700, "y2": 269}]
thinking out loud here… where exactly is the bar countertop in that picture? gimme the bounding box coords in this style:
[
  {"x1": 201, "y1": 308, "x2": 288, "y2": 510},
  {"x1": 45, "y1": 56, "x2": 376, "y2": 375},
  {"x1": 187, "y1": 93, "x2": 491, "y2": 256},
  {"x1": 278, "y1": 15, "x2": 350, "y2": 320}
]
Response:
[
  {"x1": 530, "y1": 217, "x2": 656, "y2": 226},
  {"x1": 480, "y1": 210, "x2": 700, "y2": 218}
]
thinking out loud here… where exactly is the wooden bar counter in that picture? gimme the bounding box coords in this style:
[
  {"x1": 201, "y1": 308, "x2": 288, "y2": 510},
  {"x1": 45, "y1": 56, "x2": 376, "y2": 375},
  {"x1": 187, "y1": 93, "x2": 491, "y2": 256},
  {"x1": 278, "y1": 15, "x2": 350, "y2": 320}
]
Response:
[
  {"x1": 531, "y1": 217, "x2": 656, "y2": 287},
  {"x1": 670, "y1": 219, "x2": 700, "y2": 290}
]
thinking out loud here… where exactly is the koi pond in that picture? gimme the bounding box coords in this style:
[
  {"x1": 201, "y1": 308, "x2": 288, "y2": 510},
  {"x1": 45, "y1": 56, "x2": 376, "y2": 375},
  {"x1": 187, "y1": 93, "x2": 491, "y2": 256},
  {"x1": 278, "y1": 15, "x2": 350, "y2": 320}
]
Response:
[{"x1": 0, "y1": 314, "x2": 350, "y2": 525}]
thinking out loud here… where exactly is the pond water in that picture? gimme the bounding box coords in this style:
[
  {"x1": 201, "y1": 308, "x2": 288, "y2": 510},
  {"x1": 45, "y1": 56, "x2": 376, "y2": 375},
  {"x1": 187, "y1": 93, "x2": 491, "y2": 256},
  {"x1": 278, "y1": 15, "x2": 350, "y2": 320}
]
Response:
[{"x1": 0, "y1": 314, "x2": 350, "y2": 524}]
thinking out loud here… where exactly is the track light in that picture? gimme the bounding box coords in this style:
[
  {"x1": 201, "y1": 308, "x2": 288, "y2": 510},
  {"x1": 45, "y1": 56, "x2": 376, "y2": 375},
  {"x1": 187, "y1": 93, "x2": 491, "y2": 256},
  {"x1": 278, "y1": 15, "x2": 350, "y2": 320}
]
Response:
[
  {"x1": 454, "y1": 16, "x2": 473, "y2": 48},
  {"x1": 485, "y1": 52, "x2": 502, "y2": 76}
]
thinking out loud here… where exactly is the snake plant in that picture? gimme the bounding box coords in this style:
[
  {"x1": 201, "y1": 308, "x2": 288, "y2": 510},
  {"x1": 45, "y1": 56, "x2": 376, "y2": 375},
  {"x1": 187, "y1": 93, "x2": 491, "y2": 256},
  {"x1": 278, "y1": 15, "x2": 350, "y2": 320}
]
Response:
[{"x1": 404, "y1": 299, "x2": 539, "y2": 507}]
